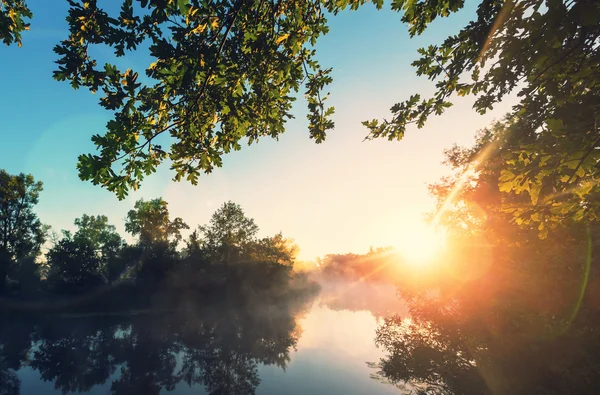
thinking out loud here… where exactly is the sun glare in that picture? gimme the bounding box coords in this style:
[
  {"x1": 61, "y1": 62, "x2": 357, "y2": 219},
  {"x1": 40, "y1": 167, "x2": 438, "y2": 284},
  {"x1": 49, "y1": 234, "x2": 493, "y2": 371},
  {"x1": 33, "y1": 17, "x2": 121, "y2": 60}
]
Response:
[{"x1": 394, "y1": 223, "x2": 445, "y2": 265}]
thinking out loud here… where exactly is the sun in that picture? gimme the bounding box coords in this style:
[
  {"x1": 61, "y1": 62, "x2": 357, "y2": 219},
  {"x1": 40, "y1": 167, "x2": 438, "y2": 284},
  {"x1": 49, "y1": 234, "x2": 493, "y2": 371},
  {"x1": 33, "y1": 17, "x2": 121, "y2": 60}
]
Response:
[{"x1": 393, "y1": 223, "x2": 445, "y2": 265}]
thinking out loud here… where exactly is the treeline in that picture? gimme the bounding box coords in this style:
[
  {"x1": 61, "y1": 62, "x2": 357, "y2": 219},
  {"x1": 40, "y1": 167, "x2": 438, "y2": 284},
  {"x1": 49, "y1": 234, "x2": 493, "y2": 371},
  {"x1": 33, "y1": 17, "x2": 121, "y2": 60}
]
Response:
[
  {"x1": 315, "y1": 247, "x2": 404, "y2": 283},
  {"x1": 0, "y1": 169, "x2": 315, "y2": 302}
]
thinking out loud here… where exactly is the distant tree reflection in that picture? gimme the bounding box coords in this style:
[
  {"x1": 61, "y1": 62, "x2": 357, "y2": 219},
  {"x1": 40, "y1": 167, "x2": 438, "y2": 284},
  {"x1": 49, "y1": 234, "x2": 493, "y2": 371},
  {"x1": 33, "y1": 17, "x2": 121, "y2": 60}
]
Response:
[{"x1": 0, "y1": 282, "x2": 314, "y2": 395}]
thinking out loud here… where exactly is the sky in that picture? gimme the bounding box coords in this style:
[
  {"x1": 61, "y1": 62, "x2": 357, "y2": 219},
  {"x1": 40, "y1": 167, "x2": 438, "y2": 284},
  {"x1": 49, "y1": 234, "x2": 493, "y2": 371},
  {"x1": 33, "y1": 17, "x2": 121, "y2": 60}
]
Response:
[{"x1": 0, "y1": 0, "x2": 514, "y2": 261}]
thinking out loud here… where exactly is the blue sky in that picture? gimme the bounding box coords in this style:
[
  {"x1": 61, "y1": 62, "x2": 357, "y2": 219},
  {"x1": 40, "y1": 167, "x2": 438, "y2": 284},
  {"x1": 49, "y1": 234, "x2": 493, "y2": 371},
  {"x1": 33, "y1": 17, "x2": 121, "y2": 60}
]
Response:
[{"x1": 0, "y1": 0, "x2": 513, "y2": 260}]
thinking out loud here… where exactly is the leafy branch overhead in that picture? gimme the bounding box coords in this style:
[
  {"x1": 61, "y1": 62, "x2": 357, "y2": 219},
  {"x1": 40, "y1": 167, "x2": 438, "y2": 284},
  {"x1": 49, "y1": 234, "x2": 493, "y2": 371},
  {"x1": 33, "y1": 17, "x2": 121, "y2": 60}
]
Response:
[
  {"x1": 364, "y1": 0, "x2": 600, "y2": 139},
  {"x1": 364, "y1": 0, "x2": 600, "y2": 230},
  {"x1": 0, "y1": 0, "x2": 32, "y2": 46},
  {"x1": 2, "y1": 0, "x2": 599, "y2": 220},
  {"x1": 53, "y1": 0, "x2": 370, "y2": 199}
]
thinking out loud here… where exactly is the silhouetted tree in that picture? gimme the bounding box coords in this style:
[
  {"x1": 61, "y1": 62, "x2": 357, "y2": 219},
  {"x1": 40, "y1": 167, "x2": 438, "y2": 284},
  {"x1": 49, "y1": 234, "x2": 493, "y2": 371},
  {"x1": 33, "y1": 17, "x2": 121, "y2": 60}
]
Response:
[
  {"x1": 0, "y1": 169, "x2": 46, "y2": 292},
  {"x1": 72, "y1": 214, "x2": 124, "y2": 283},
  {"x1": 123, "y1": 198, "x2": 188, "y2": 282},
  {"x1": 126, "y1": 198, "x2": 188, "y2": 247},
  {"x1": 0, "y1": 368, "x2": 19, "y2": 395},
  {"x1": 246, "y1": 233, "x2": 298, "y2": 266},
  {"x1": 46, "y1": 234, "x2": 105, "y2": 293},
  {"x1": 198, "y1": 201, "x2": 259, "y2": 264}
]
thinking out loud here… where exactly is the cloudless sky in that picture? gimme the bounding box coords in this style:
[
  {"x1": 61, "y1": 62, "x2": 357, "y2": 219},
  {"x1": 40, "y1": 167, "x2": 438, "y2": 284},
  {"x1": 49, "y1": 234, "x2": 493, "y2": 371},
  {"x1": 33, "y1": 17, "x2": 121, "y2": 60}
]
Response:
[{"x1": 0, "y1": 0, "x2": 513, "y2": 260}]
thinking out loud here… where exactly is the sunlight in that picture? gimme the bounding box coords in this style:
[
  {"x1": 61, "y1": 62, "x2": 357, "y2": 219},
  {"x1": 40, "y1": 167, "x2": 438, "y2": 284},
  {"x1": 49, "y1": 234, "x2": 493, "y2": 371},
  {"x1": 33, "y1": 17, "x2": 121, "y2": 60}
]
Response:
[{"x1": 393, "y1": 222, "x2": 445, "y2": 265}]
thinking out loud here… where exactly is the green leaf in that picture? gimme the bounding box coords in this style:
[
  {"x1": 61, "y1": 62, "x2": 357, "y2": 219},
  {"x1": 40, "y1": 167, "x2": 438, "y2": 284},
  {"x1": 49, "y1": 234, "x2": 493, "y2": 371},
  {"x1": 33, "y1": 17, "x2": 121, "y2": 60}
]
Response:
[{"x1": 177, "y1": 0, "x2": 190, "y2": 15}]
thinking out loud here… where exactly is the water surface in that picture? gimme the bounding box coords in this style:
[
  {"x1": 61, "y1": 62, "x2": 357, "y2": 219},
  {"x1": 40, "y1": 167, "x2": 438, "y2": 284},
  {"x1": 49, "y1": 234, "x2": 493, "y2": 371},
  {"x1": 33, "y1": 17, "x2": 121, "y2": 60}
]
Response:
[{"x1": 5, "y1": 282, "x2": 406, "y2": 395}]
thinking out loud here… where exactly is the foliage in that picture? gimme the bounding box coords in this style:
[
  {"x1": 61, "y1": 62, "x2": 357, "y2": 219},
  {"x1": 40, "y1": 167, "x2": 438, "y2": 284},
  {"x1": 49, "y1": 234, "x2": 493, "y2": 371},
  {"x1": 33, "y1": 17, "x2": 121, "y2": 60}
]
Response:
[
  {"x1": 363, "y1": 0, "x2": 600, "y2": 228},
  {"x1": 11, "y1": 255, "x2": 41, "y2": 292},
  {"x1": 3, "y1": 0, "x2": 599, "y2": 210},
  {"x1": 46, "y1": 233, "x2": 106, "y2": 291},
  {"x1": 0, "y1": 169, "x2": 46, "y2": 292},
  {"x1": 495, "y1": 117, "x2": 600, "y2": 231},
  {"x1": 0, "y1": 169, "x2": 46, "y2": 260},
  {"x1": 47, "y1": 0, "x2": 366, "y2": 199},
  {"x1": 246, "y1": 232, "x2": 298, "y2": 266},
  {"x1": 365, "y1": 0, "x2": 600, "y2": 139},
  {"x1": 197, "y1": 201, "x2": 258, "y2": 262},
  {"x1": 136, "y1": 242, "x2": 182, "y2": 282},
  {"x1": 430, "y1": 114, "x2": 600, "y2": 236},
  {"x1": 72, "y1": 214, "x2": 125, "y2": 282},
  {"x1": 1, "y1": 0, "x2": 401, "y2": 198},
  {"x1": 125, "y1": 198, "x2": 189, "y2": 246},
  {"x1": 0, "y1": 368, "x2": 19, "y2": 395},
  {"x1": 0, "y1": 0, "x2": 31, "y2": 47},
  {"x1": 73, "y1": 214, "x2": 122, "y2": 254},
  {"x1": 7, "y1": 194, "x2": 303, "y2": 292}
]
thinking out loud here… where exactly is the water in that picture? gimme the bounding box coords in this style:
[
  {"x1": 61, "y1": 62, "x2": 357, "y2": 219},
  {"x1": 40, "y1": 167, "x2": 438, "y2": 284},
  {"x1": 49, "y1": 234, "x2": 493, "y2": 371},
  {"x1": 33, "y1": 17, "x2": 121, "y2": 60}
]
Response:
[{"x1": 3, "y1": 282, "x2": 408, "y2": 395}]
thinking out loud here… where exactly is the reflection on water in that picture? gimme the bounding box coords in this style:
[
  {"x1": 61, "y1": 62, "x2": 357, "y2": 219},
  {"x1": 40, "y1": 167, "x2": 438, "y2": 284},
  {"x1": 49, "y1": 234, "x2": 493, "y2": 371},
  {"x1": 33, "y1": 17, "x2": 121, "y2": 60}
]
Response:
[{"x1": 1, "y1": 282, "x2": 405, "y2": 395}]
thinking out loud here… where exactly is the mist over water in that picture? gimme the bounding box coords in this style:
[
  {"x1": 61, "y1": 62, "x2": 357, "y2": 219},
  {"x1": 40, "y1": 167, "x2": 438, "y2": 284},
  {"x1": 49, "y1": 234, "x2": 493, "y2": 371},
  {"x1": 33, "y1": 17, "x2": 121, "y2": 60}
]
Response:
[{"x1": 3, "y1": 277, "x2": 413, "y2": 395}]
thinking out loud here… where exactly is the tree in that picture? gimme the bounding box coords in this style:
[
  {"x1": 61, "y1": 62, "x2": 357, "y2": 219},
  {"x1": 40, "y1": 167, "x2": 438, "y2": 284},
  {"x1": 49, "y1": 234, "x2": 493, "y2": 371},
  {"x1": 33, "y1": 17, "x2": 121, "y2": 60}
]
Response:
[
  {"x1": 124, "y1": 198, "x2": 188, "y2": 281},
  {"x1": 198, "y1": 201, "x2": 258, "y2": 263},
  {"x1": 0, "y1": 367, "x2": 19, "y2": 395},
  {"x1": 73, "y1": 214, "x2": 124, "y2": 282},
  {"x1": 0, "y1": 169, "x2": 46, "y2": 291},
  {"x1": 0, "y1": 169, "x2": 45, "y2": 259},
  {"x1": 46, "y1": 234, "x2": 105, "y2": 292},
  {"x1": 54, "y1": 0, "x2": 355, "y2": 199},
  {"x1": 125, "y1": 198, "x2": 188, "y2": 246},
  {"x1": 1, "y1": 0, "x2": 391, "y2": 198},
  {"x1": 364, "y1": 0, "x2": 600, "y2": 138},
  {"x1": 73, "y1": 214, "x2": 122, "y2": 253},
  {"x1": 247, "y1": 233, "x2": 298, "y2": 266},
  {"x1": 362, "y1": 0, "x2": 600, "y2": 228}
]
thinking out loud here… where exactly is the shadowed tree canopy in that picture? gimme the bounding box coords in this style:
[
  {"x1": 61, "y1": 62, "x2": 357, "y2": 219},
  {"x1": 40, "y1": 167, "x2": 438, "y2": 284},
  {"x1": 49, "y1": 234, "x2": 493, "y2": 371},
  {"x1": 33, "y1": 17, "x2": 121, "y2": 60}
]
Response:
[
  {"x1": 46, "y1": 234, "x2": 106, "y2": 291},
  {"x1": 75, "y1": 214, "x2": 121, "y2": 250},
  {"x1": 0, "y1": 169, "x2": 46, "y2": 292},
  {"x1": 71, "y1": 214, "x2": 125, "y2": 283},
  {"x1": 125, "y1": 198, "x2": 189, "y2": 246},
  {"x1": 0, "y1": 169, "x2": 45, "y2": 260},
  {"x1": 247, "y1": 232, "x2": 298, "y2": 266},
  {"x1": 73, "y1": 214, "x2": 122, "y2": 256}
]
